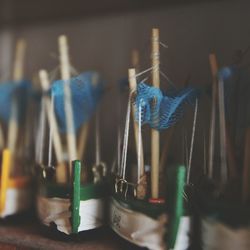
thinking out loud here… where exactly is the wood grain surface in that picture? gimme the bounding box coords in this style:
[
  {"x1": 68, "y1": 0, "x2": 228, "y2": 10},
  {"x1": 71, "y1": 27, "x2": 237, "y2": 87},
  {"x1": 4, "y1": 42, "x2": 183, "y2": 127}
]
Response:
[{"x1": 0, "y1": 211, "x2": 144, "y2": 250}]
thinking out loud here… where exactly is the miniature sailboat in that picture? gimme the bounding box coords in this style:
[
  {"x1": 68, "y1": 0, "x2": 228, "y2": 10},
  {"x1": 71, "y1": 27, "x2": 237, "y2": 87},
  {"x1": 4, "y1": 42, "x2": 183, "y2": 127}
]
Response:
[
  {"x1": 0, "y1": 39, "x2": 33, "y2": 218},
  {"x1": 36, "y1": 35, "x2": 108, "y2": 234},
  {"x1": 196, "y1": 53, "x2": 250, "y2": 250},
  {"x1": 110, "y1": 28, "x2": 198, "y2": 250}
]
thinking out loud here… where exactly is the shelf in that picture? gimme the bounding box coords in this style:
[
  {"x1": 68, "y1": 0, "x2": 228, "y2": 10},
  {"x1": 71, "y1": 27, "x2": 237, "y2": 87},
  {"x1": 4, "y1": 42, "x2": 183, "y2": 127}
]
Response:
[
  {"x1": 0, "y1": 212, "x2": 143, "y2": 250},
  {"x1": 0, "y1": 0, "x2": 223, "y2": 26}
]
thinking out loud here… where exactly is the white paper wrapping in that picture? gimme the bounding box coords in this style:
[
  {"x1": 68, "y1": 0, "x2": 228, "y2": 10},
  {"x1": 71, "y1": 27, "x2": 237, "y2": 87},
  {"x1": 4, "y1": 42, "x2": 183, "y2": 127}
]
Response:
[
  {"x1": 172, "y1": 216, "x2": 191, "y2": 250},
  {"x1": 37, "y1": 196, "x2": 105, "y2": 234}
]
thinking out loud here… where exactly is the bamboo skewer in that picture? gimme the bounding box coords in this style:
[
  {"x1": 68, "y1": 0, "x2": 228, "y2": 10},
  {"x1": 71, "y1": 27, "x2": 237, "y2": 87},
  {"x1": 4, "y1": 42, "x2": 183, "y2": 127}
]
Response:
[
  {"x1": 116, "y1": 94, "x2": 122, "y2": 175},
  {"x1": 77, "y1": 73, "x2": 100, "y2": 161},
  {"x1": 187, "y1": 98, "x2": 198, "y2": 184},
  {"x1": 208, "y1": 53, "x2": 218, "y2": 179},
  {"x1": 7, "y1": 39, "x2": 26, "y2": 177},
  {"x1": 92, "y1": 109, "x2": 106, "y2": 184},
  {"x1": 7, "y1": 39, "x2": 26, "y2": 155},
  {"x1": 58, "y1": 35, "x2": 77, "y2": 175},
  {"x1": 12, "y1": 39, "x2": 26, "y2": 82},
  {"x1": 184, "y1": 129, "x2": 189, "y2": 168},
  {"x1": 218, "y1": 77, "x2": 228, "y2": 183},
  {"x1": 95, "y1": 111, "x2": 101, "y2": 166},
  {"x1": 151, "y1": 28, "x2": 160, "y2": 199},
  {"x1": 128, "y1": 68, "x2": 146, "y2": 199},
  {"x1": 37, "y1": 98, "x2": 46, "y2": 165},
  {"x1": 128, "y1": 69, "x2": 145, "y2": 179},
  {"x1": 39, "y1": 70, "x2": 67, "y2": 183},
  {"x1": 208, "y1": 54, "x2": 237, "y2": 180}
]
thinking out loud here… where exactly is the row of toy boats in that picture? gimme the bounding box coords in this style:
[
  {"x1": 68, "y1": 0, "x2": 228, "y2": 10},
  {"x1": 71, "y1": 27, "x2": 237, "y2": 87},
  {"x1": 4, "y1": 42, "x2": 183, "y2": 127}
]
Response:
[{"x1": 0, "y1": 28, "x2": 250, "y2": 250}]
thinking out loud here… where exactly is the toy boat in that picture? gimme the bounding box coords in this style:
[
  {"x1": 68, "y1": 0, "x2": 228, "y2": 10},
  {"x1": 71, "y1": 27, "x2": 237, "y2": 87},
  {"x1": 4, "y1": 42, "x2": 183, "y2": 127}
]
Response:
[
  {"x1": 110, "y1": 28, "x2": 198, "y2": 249},
  {"x1": 0, "y1": 39, "x2": 33, "y2": 218},
  {"x1": 110, "y1": 193, "x2": 166, "y2": 249},
  {"x1": 196, "y1": 180, "x2": 250, "y2": 250},
  {"x1": 110, "y1": 167, "x2": 191, "y2": 250},
  {"x1": 37, "y1": 160, "x2": 108, "y2": 234},
  {"x1": 195, "y1": 54, "x2": 250, "y2": 250},
  {"x1": 36, "y1": 35, "x2": 108, "y2": 234}
]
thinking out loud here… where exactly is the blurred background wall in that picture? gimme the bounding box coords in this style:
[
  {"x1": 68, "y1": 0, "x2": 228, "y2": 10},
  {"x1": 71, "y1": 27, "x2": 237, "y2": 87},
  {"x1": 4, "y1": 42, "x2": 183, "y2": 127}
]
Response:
[{"x1": 0, "y1": 0, "x2": 248, "y2": 171}]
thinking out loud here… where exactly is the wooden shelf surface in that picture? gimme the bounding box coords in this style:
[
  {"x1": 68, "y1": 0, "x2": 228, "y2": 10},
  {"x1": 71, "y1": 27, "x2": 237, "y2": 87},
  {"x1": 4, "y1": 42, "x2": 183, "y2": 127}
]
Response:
[
  {"x1": 0, "y1": 0, "x2": 223, "y2": 26},
  {"x1": 0, "y1": 212, "x2": 143, "y2": 250}
]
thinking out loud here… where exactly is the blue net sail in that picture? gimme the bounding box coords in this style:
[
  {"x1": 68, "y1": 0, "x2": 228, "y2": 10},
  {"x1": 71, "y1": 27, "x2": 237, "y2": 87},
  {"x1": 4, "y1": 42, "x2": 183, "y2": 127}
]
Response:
[
  {"x1": 218, "y1": 66, "x2": 235, "y2": 80},
  {"x1": 51, "y1": 71, "x2": 104, "y2": 133},
  {"x1": 0, "y1": 80, "x2": 31, "y2": 123},
  {"x1": 134, "y1": 82, "x2": 198, "y2": 130}
]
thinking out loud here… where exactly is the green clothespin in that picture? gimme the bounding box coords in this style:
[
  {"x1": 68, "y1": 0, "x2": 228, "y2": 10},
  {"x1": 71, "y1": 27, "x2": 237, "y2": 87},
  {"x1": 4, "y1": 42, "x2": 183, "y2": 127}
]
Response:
[{"x1": 166, "y1": 165, "x2": 186, "y2": 249}]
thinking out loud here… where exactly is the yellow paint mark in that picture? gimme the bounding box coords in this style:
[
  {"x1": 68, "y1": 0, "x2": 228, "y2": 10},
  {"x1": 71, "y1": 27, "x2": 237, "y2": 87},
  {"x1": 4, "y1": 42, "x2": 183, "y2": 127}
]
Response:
[{"x1": 0, "y1": 149, "x2": 11, "y2": 213}]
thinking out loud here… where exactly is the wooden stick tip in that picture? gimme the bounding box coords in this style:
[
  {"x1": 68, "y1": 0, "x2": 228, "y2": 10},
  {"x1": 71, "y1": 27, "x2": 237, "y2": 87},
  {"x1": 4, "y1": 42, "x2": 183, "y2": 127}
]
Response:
[
  {"x1": 152, "y1": 28, "x2": 159, "y2": 36},
  {"x1": 16, "y1": 38, "x2": 26, "y2": 47},
  {"x1": 39, "y1": 69, "x2": 50, "y2": 90},
  {"x1": 39, "y1": 69, "x2": 48, "y2": 80},
  {"x1": 39, "y1": 69, "x2": 46, "y2": 76},
  {"x1": 128, "y1": 68, "x2": 136, "y2": 77},
  {"x1": 58, "y1": 35, "x2": 68, "y2": 46},
  {"x1": 128, "y1": 68, "x2": 135, "y2": 73}
]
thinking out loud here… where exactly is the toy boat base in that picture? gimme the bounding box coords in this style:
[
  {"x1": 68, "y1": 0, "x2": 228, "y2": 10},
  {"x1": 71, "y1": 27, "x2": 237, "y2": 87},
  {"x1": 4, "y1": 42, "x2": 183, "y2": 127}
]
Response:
[
  {"x1": 110, "y1": 196, "x2": 191, "y2": 250},
  {"x1": 202, "y1": 217, "x2": 250, "y2": 250},
  {"x1": 37, "y1": 196, "x2": 105, "y2": 234},
  {"x1": 110, "y1": 197, "x2": 167, "y2": 250},
  {"x1": 37, "y1": 161, "x2": 108, "y2": 234},
  {"x1": 0, "y1": 186, "x2": 32, "y2": 218}
]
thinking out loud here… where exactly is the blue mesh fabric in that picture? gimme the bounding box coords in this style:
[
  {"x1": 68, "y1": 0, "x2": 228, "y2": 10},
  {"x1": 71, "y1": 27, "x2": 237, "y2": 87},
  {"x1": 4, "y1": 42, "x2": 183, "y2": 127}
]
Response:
[
  {"x1": 134, "y1": 82, "x2": 198, "y2": 130},
  {"x1": 0, "y1": 80, "x2": 30, "y2": 123},
  {"x1": 218, "y1": 66, "x2": 235, "y2": 81},
  {"x1": 51, "y1": 71, "x2": 104, "y2": 133}
]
